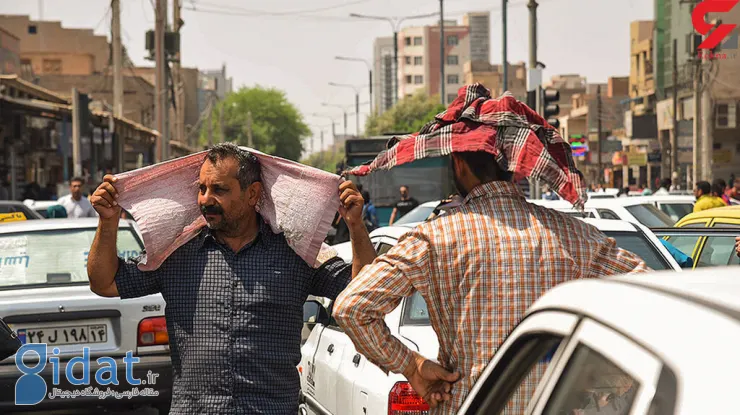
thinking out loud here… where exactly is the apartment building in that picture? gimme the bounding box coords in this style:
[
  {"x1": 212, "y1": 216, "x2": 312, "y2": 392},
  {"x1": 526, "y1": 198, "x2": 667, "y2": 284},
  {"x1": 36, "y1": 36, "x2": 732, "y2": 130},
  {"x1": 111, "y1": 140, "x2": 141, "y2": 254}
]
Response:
[{"x1": 372, "y1": 36, "x2": 395, "y2": 115}]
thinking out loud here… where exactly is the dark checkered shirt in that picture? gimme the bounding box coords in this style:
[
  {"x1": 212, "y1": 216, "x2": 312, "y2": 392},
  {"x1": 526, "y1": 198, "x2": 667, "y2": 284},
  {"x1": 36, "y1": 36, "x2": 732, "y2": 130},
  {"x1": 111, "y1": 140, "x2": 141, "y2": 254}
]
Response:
[{"x1": 115, "y1": 216, "x2": 352, "y2": 414}]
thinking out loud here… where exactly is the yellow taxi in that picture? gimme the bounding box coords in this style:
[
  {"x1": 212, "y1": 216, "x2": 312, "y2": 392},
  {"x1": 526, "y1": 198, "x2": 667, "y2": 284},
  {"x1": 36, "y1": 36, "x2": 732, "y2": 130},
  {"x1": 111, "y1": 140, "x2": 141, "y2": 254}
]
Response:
[{"x1": 660, "y1": 206, "x2": 740, "y2": 269}]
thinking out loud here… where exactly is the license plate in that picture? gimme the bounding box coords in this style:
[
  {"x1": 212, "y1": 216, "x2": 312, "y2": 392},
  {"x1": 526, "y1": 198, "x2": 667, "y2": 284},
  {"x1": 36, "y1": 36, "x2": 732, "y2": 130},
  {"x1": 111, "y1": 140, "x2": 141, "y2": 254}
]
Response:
[{"x1": 16, "y1": 324, "x2": 108, "y2": 345}]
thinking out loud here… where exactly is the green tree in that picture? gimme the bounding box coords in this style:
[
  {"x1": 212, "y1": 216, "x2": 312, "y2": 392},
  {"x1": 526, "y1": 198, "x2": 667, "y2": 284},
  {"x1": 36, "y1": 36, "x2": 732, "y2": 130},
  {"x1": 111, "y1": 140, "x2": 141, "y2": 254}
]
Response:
[
  {"x1": 365, "y1": 91, "x2": 446, "y2": 136},
  {"x1": 200, "y1": 86, "x2": 310, "y2": 161},
  {"x1": 300, "y1": 145, "x2": 345, "y2": 173}
]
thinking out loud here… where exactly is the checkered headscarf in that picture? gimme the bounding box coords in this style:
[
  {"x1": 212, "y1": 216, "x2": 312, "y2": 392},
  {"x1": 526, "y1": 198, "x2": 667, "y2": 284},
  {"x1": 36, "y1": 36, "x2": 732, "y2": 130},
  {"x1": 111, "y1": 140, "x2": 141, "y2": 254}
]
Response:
[{"x1": 344, "y1": 84, "x2": 587, "y2": 208}]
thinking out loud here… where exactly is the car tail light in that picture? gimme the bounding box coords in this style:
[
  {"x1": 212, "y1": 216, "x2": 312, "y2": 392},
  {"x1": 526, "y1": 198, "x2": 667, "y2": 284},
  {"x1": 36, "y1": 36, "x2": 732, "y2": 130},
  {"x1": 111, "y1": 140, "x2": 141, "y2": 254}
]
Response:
[
  {"x1": 389, "y1": 381, "x2": 429, "y2": 415},
  {"x1": 138, "y1": 317, "x2": 168, "y2": 346}
]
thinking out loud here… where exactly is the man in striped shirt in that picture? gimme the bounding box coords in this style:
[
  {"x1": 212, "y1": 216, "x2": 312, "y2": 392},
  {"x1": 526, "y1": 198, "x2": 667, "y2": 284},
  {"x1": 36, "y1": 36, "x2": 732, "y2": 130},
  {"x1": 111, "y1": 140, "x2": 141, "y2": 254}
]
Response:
[{"x1": 334, "y1": 150, "x2": 649, "y2": 413}]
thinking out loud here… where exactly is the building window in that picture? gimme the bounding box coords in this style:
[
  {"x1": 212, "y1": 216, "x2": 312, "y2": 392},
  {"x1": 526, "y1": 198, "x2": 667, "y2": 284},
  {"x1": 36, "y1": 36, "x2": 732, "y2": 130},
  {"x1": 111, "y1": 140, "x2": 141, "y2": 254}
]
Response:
[
  {"x1": 447, "y1": 93, "x2": 457, "y2": 103},
  {"x1": 414, "y1": 75, "x2": 424, "y2": 84},
  {"x1": 447, "y1": 74, "x2": 459, "y2": 84},
  {"x1": 446, "y1": 55, "x2": 459, "y2": 65},
  {"x1": 716, "y1": 101, "x2": 736, "y2": 128},
  {"x1": 405, "y1": 56, "x2": 412, "y2": 65},
  {"x1": 413, "y1": 36, "x2": 423, "y2": 46},
  {"x1": 28, "y1": 25, "x2": 37, "y2": 34},
  {"x1": 447, "y1": 35, "x2": 459, "y2": 46},
  {"x1": 404, "y1": 37, "x2": 412, "y2": 46},
  {"x1": 414, "y1": 56, "x2": 423, "y2": 65},
  {"x1": 405, "y1": 75, "x2": 413, "y2": 84},
  {"x1": 42, "y1": 59, "x2": 63, "y2": 74}
]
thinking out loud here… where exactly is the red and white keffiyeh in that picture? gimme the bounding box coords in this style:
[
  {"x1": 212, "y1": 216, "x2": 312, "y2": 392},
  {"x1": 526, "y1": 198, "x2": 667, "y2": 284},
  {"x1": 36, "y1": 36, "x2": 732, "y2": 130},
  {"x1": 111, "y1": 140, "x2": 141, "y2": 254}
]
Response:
[{"x1": 345, "y1": 84, "x2": 587, "y2": 208}]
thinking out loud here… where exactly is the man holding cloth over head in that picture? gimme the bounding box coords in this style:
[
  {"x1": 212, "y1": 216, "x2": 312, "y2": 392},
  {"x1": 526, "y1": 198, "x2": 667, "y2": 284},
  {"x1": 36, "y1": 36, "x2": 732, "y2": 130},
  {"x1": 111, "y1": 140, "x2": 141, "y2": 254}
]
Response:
[
  {"x1": 87, "y1": 143, "x2": 376, "y2": 414},
  {"x1": 333, "y1": 85, "x2": 649, "y2": 413}
]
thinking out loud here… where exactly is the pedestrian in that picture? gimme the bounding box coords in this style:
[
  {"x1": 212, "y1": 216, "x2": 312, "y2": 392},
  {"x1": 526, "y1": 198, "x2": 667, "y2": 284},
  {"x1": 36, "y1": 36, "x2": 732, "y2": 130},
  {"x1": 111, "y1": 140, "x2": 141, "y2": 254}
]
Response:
[
  {"x1": 542, "y1": 184, "x2": 560, "y2": 200},
  {"x1": 361, "y1": 190, "x2": 379, "y2": 232},
  {"x1": 693, "y1": 181, "x2": 726, "y2": 212},
  {"x1": 713, "y1": 178, "x2": 731, "y2": 205},
  {"x1": 727, "y1": 177, "x2": 740, "y2": 201},
  {"x1": 333, "y1": 86, "x2": 649, "y2": 413},
  {"x1": 87, "y1": 143, "x2": 377, "y2": 414},
  {"x1": 57, "y1": 177, "x2": 97, "y2": 218},
  {"x1": 388, "y1": 185, "x2": 419, "y2": 225},
  {"x1": 654, "y1": 178, "x2": 671, "y2": 195}
]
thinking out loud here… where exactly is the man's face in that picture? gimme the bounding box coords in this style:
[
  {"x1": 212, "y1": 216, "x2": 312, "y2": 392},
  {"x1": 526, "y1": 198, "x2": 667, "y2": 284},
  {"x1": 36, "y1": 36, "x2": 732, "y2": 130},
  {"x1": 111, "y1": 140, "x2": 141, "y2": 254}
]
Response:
[
  {"x1": 399, "y1": 186, "x2": 409, "y2": 199},
  {"x1": 450, "y1": 155, "x2": 469, "y2": 198},
  {"x1": 70, "y1": 181, "x2": 83, "y2": 199},
  {"x1": 197, "y1": 157, "x2": 260, "y2": 233},
  {"x1": 694, "y1": 186, "x2": 703, "y2": 198}
]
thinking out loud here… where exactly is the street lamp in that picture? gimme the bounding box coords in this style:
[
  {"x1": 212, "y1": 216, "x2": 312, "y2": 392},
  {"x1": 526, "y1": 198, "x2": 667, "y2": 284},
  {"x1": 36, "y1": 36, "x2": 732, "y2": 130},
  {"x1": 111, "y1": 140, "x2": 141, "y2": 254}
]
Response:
[
  {"x1": 349, "y1": 12, "x2": 439, "y2": 106},
  {"x1": 328, "y1": 82, "x2": 367, "y2": 137},
  {"x1": 322, "y1": 101, "x2": 354, "y2": 137},
  {"x1": 335, "y1": 56, "x2": 373, "y2": 114},
  {"x1": 309, "y1": 113, "x2": 338, "y2": 148}
]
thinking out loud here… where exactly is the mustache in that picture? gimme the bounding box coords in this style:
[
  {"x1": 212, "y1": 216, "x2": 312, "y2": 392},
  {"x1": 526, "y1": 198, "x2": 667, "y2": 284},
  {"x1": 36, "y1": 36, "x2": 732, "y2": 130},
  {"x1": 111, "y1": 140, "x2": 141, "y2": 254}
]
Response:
[{"x1": 200, "y1": 204, "x2": 224, "y2": 215}]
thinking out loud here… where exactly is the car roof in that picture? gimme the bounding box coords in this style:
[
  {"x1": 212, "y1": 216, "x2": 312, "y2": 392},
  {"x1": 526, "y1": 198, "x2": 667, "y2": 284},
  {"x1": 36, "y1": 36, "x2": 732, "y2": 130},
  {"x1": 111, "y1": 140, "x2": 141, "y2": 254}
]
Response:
[
  {"x1": 579, "y1": 218, "x2": 638, "y2": 232},
  {"x1": 369, "y1": 225, "x2": 415, "y2": 240},
  {"x1": 0, "y1": 218, "x2": 133, "y2": 233},
  {"x1": 678, "y1": 205, "x2": 740, "y2": 222},
  {"x1": 419, "y1": 200, "x2": 440, "y2": 208}
]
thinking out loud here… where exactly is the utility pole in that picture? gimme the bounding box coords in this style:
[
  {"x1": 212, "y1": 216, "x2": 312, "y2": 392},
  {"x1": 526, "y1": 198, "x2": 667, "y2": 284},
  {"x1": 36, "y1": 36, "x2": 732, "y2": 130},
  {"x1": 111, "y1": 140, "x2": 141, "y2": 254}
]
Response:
[
  {"x1": 692, "y1": 59, "x2": 701, "y2": 185},
  {"x1": 219, "y1": 102, "x2": 225, "y2": 143},
  {"x1": 112, "y1": 0, "x2": 123, "y2": 118},
  {"x1": 671, "y1": 38, "x2": 678, "y2": 182},
  {"x1": 354, "y1": 93, "x2": 360, "y2": 136},
  {"x1": 246, "y1": 110, "x2": 254, "y2": 147},
  {"x1": 320, "y1": 130, "x2": 325, "y2": 153},
  {"x1": 173, "y1": 0, "x2": 183, "y2": 145},
  {"x1": 155, "y1": 0, "x2": 168, "y2": 161},
  {"x1": 701, "y1": 57, "x2": 713, "y2": 182},
  {"x1": 207, "y1": 96, "x2": 213, "y2": 147},
  {"x1": 71, "y1": 88, "x2": 82, "y2": 178},
  {"x1": 502, "y1": 0, "x2": 508, "y2": 92},
  {"x1": 439, "y1": 0, "x2": 445, "y2": 105},
  {"x1": 597, "y1": 84, "x2": 603, "y2": 184},
  {"x1": 528, "y1": 0, "x2": 538, "y2": 73}
]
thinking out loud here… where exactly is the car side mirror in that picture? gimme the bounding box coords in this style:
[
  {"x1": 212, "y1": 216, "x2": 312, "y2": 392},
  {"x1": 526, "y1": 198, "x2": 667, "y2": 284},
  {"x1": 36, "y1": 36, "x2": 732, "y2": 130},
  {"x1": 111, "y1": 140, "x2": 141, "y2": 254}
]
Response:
[
  {"x1": 303, "y1": 300, "x2": 330, "y2": 327},
  {"x1": 0, "y1": 317, "x2": 22, "y2": 361}
]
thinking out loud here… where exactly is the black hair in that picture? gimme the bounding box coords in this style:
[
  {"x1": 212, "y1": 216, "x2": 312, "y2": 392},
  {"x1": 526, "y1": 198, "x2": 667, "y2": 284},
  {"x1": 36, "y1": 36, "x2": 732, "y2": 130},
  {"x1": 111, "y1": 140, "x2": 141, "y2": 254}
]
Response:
[
  {"x1": 711, "y1": 179, "x2": 726, "y2": 196},
  {"x1": 205, "y1": 143, "x2": 261, "y2": 190},
  {"x1": 454, "y1": 151, "x2": 513, "y2": 182},
  {"x1": 661, "y1": 178, "x2": 672, "y2": 189},
  {"x1": 696, "y1": 181, "x2": 711, "y2": 195},
  {"x1": 70, "y1": 177, "x2": 85, "y2": 185}
]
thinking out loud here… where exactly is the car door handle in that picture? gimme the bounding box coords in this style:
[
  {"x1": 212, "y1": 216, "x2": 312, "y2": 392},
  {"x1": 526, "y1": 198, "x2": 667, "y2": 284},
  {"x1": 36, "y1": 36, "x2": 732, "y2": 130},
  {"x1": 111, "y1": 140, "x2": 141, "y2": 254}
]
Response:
[
  {"x1": 327, "y1": 344, "x2": 334, "y2": 355},
  {"x1": 352, "y1": 354, "x2": 361, "y2": 366}
]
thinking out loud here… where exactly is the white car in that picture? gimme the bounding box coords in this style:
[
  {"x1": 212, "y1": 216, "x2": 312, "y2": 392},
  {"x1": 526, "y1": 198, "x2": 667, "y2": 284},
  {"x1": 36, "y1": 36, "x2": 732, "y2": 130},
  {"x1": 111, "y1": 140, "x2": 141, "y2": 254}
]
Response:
[
  {"x1": 299, "y1": 219, "x2": 680, "y2": 415},
  {"x1": 529, "y1": 196, "x2": 692, "y2": 227},
  {"x1": 458, "y1": 267, "x2": 740, "y2": 414},
  {"x1": 0, "y1": 218, "x2": 172, "y2": 413},
  {"x1": 23, "y1": 200, "x2": 62, "y2": 218}
]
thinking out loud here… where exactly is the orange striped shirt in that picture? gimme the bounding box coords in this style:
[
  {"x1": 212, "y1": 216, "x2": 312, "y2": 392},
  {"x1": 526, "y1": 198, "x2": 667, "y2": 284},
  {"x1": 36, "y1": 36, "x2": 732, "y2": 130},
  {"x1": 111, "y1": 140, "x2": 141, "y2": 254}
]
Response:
[{"x1": 334, "y1": 181, "x2": 649, "y2": 413}]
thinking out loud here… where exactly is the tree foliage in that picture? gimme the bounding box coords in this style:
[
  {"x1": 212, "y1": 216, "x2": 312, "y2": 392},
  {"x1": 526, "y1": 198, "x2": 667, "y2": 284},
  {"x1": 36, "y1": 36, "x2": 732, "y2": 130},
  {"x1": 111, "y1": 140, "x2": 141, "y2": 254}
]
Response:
[
  {"x1": 200, "y1": 86, "x2": 310, "y2": 161},
  {"x1": 300, "y1": 145, "x2": 345, "y2": 174},
  {"x1": 365, "y1": 91, "x2": 446, "y2": 136}
]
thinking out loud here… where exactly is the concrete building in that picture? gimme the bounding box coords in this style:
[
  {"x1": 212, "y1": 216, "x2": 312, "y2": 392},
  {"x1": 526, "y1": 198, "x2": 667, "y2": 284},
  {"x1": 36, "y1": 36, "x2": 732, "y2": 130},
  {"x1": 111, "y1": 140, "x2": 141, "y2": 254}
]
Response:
[
  {"x1": 0, "y1": 26, "x2": 20, "y2": 75},
  {"x1": 398, "y1": 20, "x2": 470, "y2": 105},
  {"x1": 372, "y1": 36, "x2": 395, "y2": 115},
  {"x1": 463, "y1": 61, "x2": 527, "y2": 101},
  {"x1": 463, "y1": 12, "x2": 490, "y2": 64},
  {"x1": 0, "y1": 15, "x2": 109, "y2": 76},
  {"x1": 198, "y1": 65, "x2": 233, "y2": 114}
]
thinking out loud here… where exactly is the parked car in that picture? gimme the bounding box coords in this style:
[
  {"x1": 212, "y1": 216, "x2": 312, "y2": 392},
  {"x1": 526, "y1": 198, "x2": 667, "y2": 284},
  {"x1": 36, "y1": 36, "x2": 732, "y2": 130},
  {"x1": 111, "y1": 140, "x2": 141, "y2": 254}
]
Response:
[
  {"x1": 0, "y1": 218, "x2": 172, "y2": 413},
  {"x1": 0, "y1": 201, "x2": 44, "y2": 221},
  {"x1": 530, "y1": 197, "x2": 679, "y2": 228},
  {"x1": 22, "y1": 200, "x2": 61, "y2": 218},
  {"x1": 458, "y1": 266, "x2": 740, "y2": 414},
  {"x1": 299, "y1": 219, "x2": 680, "y2": 415}
]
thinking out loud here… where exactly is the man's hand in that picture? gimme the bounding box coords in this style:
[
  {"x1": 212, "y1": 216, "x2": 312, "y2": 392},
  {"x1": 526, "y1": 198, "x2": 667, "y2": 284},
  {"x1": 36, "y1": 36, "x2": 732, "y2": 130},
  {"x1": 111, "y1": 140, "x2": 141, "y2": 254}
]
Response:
[
  {"x1": 339, "y1": 180, "x2": 364, "y2": 228},
  {"x1": 403, "y1": 352, "x2": 461, "y2": 409},
  {"x1": 90, "y1": 175, "x2": 122, "y2": 220},
  {"x1": 735, "y1": 236, "x2": 740, "y2": 258}
]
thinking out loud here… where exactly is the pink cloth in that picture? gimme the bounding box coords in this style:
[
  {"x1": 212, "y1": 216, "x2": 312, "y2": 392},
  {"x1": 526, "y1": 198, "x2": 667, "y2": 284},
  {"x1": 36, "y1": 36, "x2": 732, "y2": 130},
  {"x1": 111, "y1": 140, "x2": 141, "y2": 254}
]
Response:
[{"x1": 114, "y1": 148, "x2": 342, "y2": 271}]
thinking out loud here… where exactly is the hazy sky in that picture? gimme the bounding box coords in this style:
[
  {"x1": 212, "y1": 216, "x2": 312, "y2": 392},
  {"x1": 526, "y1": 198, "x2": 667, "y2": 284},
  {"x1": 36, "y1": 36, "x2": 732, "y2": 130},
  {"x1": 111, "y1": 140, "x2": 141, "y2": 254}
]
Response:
[{"x1": 1, "y1": 0, "x2": 652, "y2": 152}]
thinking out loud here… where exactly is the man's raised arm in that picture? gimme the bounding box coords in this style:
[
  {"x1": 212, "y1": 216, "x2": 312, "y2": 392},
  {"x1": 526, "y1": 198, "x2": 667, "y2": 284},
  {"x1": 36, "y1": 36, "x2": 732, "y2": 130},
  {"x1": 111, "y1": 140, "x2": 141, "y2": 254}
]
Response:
[{"x1": 87, "y1": 175, "x2": 122, "y2": 297}]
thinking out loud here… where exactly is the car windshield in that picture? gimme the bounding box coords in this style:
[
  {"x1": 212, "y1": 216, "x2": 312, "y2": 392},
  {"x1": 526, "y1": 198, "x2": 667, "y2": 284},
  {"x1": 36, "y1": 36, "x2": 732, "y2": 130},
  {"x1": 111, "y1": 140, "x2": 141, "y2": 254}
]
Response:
[
  {"x1": 625, "y1": 203, "x2": 676, "y2": 227},
  {"x1": 659, "y1": 203, "x2": 694, "y2": 222},
  {"x1": 0, "y1": 228, "x2": 143, "y2": 290},
  {"x1": 394, "y1": 205, "x2": 436, "y2": 226},
  {"x1": 0, "y1": 204, "x2": 40, "y2": 220},
  {"x1": 604, "y1": 231, "x2": 670, "y2": 270}
]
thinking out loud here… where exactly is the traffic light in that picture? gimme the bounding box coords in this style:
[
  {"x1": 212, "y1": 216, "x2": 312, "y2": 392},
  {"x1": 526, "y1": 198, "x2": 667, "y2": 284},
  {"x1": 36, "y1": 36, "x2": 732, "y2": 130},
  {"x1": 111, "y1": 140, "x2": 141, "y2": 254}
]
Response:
[{"x1": 543, "y1": 88, "x2": 560, "y2": 130}]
